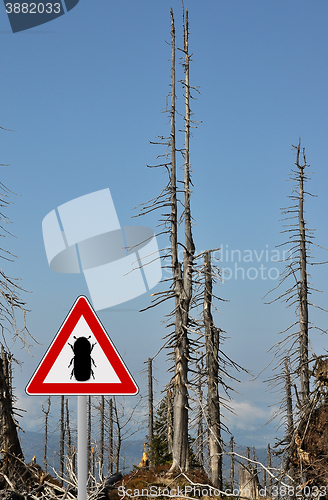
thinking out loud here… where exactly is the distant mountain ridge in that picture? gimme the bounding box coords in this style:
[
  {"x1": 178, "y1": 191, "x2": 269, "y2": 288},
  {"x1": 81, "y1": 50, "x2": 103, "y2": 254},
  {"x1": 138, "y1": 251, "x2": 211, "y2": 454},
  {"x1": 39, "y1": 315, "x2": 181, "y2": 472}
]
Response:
[{"x1": 18, "y1": 429, "x2": 145, "y2": 474}]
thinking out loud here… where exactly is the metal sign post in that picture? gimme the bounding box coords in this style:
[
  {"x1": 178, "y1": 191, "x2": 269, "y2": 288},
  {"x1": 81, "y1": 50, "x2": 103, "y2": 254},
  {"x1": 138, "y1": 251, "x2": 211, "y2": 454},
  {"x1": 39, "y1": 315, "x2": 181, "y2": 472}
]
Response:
[
  {"x1": 25, "y1": 296, "x2": 139, "y2": 500},
  {"x1": 78, "y1": 395, "x2": 87, "y2": 500}
]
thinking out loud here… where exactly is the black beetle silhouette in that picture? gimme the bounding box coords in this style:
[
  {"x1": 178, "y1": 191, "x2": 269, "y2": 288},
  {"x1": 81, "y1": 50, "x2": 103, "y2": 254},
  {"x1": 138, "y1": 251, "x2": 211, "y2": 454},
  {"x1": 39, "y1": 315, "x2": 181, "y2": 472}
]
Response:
[{"x1": 68, "y1": 336, "x2": 96, "y2": 381}]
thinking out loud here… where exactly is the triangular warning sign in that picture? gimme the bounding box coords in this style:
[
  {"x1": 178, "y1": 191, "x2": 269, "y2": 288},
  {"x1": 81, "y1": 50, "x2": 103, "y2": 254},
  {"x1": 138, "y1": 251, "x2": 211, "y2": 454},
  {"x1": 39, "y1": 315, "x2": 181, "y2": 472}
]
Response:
[{"x1": 26, "y1": 296, "x2": 139, "y2": 396}]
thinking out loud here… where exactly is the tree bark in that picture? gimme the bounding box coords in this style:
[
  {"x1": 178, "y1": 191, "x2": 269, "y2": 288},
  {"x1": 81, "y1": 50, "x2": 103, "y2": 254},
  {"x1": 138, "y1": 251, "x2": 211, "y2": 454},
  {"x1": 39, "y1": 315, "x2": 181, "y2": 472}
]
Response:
[
  {"x1": 285, "y1": 358, "x2": 294, "y2": 443},
  {"x1": 167, "y1": 389, "x2": 173, "y2": 455},
  {"x1": 60, "y1": 395, "x2": 65, "y2": 485},
  {"x1": 230, "y1": 436, "x2": 234, "y2": 491},
  {"x1": 196, "y1": 362, "x2": 204, "y2": 466},
  {"x1": 88, "y1": 395, "x2": 91, "y2": 476},
  {"x1": 0, "y1": 346, "x2": 24, "y2": 484},
  {"x1": 113, "y1": 398, "x2": 121, "y2": 473},
  {"x1": 296, "y1": 141, "x2": 309, "y2": 407},
  {"x1": 204, "y1": 251, "x2": 222, "y2": 488},
  {"x1": 65, "y1": 398, "x2": 72, "y2": 475},
  {"x1": 285, "y1": 357, "x2": 295, "y2": 486},
  {"x1": 148, "y1": 358, "x2": 154, "y2": 467},
  {"x1": 267, "y1": 444, "x2": 272, "y2": 498},
  {"x1": 171, "y1": 8, "x2": 195, "y2": 473},
  {"x1": 100, "y1": 395, "x2": 104, "y2": 478},
  {"x1": 42, "y1": 396, "x2": 51, "y2": 473},
  {"x1": 169, "y1": 7, "x2": 188, "y2": 472}
]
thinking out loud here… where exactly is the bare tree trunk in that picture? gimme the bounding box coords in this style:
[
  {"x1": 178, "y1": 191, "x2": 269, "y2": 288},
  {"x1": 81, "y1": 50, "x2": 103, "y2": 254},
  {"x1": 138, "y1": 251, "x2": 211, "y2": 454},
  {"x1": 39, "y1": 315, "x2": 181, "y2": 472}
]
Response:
[
  {"x1": 296, "y1": 141, "x2": 310, "y2": 408},
  {"x1": 252, "y1": 447, "x2": 257, "y2": 478},
  {"x1": 100, "y1": 395, "x2": 104, "y2": 478},
  {"x1": 285, "y1": 358, "x2": 294, "y2": 443},
  {"x1": 230, "y1": 437, "x2": 234, "y2": 491},
  {"x1": 0, "y1": 346, "x2": 24, "y2": 485},
  {"x1": 285, "y1": 357, "x2": 295, "y2": 485},
  {"x1": 91, "y1": 446, "x2": 95, "y2": 490},
  {"x1": 196, "y1": 362, "x2": 204, "y2": 467},
  {"x1": 169, "y1": 7, "x2": 188, "y2": 473},
  {"x1": 88, "y1": 395, "x2": 91, "y2": 475},
  {"x1": 72, "y1": 445, "x2": 76, "y2": 477},
  {"x1": 204, "y1": 251, "x2": 222, "y2": 488},
  {"x1": 148, "y1": 358, "x2": 154, "y2": 467},
  {"x1": 247, "y1": 446, "x2": 250, "y2": 466},
  {"x1": 113, "y1": 398, "x2": 121, "y2": 473},
  {"x1": 171, "y1": 7, "x2": 195, "y2": 473},
  {"x1": 167, "y1": 389, "x2": 173, "y2": 455},
  {"x1": 66, "y1": 399, "x2": 72, "y2": 469},
  {"x1": 109, "y1": 398, "x2": 113, "y2": 475},
  {"x1": 42, "y1": 396, "x2": 51, "y2": 473},
  {"x1": 262, "y1": 466, "x2": 266, "y2": 491},
  {"x1": 60, "y1": 395, "x2": 65, "y2": 485},
  {"x1": 267, "y1": 444, "x2": 272, "y2": 498}
]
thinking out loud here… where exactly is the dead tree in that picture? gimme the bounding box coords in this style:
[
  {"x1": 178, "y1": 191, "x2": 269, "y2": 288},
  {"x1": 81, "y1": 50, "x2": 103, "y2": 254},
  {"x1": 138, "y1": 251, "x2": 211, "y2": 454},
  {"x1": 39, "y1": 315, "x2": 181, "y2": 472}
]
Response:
[
  {"x1": 100, "y1": 395, "x2": 105, "y2": 478},
  {"x1": 41, "y1": 396, "x2": 51, "y2": 473},
  {"x1": 186, "y1": 250, "x2": 247, "y2": 485},
  {"x1": 91, "y1": 446, "x2": 95, "y2": 487},
  {"x1": 65, "y1": 398, "x2": 73, "y2": 475},
  {"x1": 297, "y1": 141, "x2": 310, "y2": 407},
  {"x1": 108, "y1": 398, "x2": 113, "y2": 475},
  {"x1": 167, "y1": 389, "x2": 173, "y2": 455},
  {"x1": 265, "y1": 140, "x2": 327, "y2": 484},
  {"x1": 239, "y1": 465, "x2": 261, "y2": 499},
  {"x1": 285, "y1": 356, "x2": 295, "y2": 483},
  {"x1": 147, "y1": 358, "x2": 154, "y2": 467},
  {"x1": 72, "y1": 445, "x2": 76, "y2": 476},
  {"x1": 0, "y1": 346, "x2": 24, "y2": 487},
  {"x1": 196, "y1": 361, "x2": 204, "y2": 467},
  {"x1": 285, "y1": 358, "x2": 294, "y2": 445},
  {"x1": 0, "y1": 129, "x2": 36, "y2": 487},
  {"x1": 169, "y1": 7, "x2": 192, "y2": 472},
  {"x1": 113, "y1": 397, "x2": 121, "y2": 473},
  {"x1": 59, "y1": 395, "x2": 65, "y2": 485},
  {"x1": 135, "y1": 10, "x2": 245, "y2": 473},
  {"x1": 267, "y1": 444, "x2": 272, "y2": 497},
  {"x1": 135, "y1": 8, "x2": 195, "y2": 472},
  {"x1": 230, "y1": 437, "x2": 234, "y2": 490},
  {"x1": 0, "y1": 130, "x2": 34, "y2": 352},
  {"x1": 88, "y1": 395, "x2": 92, "y2": 475}
]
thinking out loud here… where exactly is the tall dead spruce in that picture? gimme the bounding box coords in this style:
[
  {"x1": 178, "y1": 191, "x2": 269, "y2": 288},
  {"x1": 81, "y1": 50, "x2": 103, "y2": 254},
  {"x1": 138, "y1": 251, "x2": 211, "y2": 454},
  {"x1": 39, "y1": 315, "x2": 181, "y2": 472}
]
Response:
[
  {"x1": 203, "y1": 252, "x2": 222, "y2": 487},
  {"x1": 266, "y1": 140, "x2": 327, "y2": 486},
  {"x1": 0, "y1": 127, "x2": 35, "y2": 489},
  {"x1": 137, "y1": 11, "x2": 245, "y2": 476},
  {"x1": 137, "y1": 8, "x2": 193, "y2": 471},
  {"x1": 190, "y1": 251, "x2": 245, "y2": 486}
]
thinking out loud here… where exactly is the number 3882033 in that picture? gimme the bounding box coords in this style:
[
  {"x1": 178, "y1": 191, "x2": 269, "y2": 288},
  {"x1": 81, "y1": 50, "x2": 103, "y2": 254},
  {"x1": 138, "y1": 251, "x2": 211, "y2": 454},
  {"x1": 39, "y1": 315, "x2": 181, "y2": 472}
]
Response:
[{"x1": 5, "y1": 3, "x2": 62, "y2": 14}]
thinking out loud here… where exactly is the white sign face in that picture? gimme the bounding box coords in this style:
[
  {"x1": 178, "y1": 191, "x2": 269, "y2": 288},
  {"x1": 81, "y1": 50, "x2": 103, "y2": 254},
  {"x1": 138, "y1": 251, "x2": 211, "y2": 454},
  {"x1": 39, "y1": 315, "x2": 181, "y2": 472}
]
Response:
[
  {"x1": 25, "y1": 296, "x2": 139, "y2": 396},
  {"x1": 44, "y1": 316, "x2": 121, "y2": 384},
  {"x1": 42, "y1": 188, "x2": 162, "y2": 311}
]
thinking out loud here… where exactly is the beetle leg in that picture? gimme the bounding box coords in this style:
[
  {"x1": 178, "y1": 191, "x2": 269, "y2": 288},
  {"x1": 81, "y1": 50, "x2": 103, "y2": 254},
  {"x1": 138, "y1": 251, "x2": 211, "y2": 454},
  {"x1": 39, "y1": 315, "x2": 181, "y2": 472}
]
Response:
[
  {"x1": 70, "y1": 368, "x2": 75, "y2": 379},
  {"x1": 91, "y1": 358, "x2": 97, "y2": 368},
  {"x1": 68, "y1": 343, "x2": 74, "y2": 351},
  {"x1": 90, "y1": 367, "x2": 95, "y2": 379},
  {"x1": 90, "y1": 342, "x2": 96, "y2": 352},
  {"x1": 68, "y1": 358, "x2": 74, "y2": 368}
]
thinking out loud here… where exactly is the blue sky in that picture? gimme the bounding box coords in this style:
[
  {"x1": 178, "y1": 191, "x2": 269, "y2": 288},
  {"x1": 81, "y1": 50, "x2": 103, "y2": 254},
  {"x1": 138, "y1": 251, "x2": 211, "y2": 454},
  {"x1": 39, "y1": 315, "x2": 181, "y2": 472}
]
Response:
[{"x1": 1, "y1": 0, "x2": 328, "y2": 451}]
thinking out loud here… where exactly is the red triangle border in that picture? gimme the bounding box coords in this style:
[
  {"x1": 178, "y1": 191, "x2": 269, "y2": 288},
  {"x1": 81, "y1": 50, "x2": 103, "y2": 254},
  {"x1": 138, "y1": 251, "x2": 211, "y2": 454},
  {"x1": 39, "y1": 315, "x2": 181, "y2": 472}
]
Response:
[{"x1": 26, "y1": 296, "x2": 139, "y2": 396}]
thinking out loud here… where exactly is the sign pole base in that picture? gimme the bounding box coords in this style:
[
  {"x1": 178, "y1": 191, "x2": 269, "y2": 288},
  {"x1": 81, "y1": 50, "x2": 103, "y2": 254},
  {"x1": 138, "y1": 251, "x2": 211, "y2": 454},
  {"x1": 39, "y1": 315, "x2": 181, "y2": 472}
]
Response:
[{"x1": 78, "y1": 395, "x2": 87, "y2": 500}]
